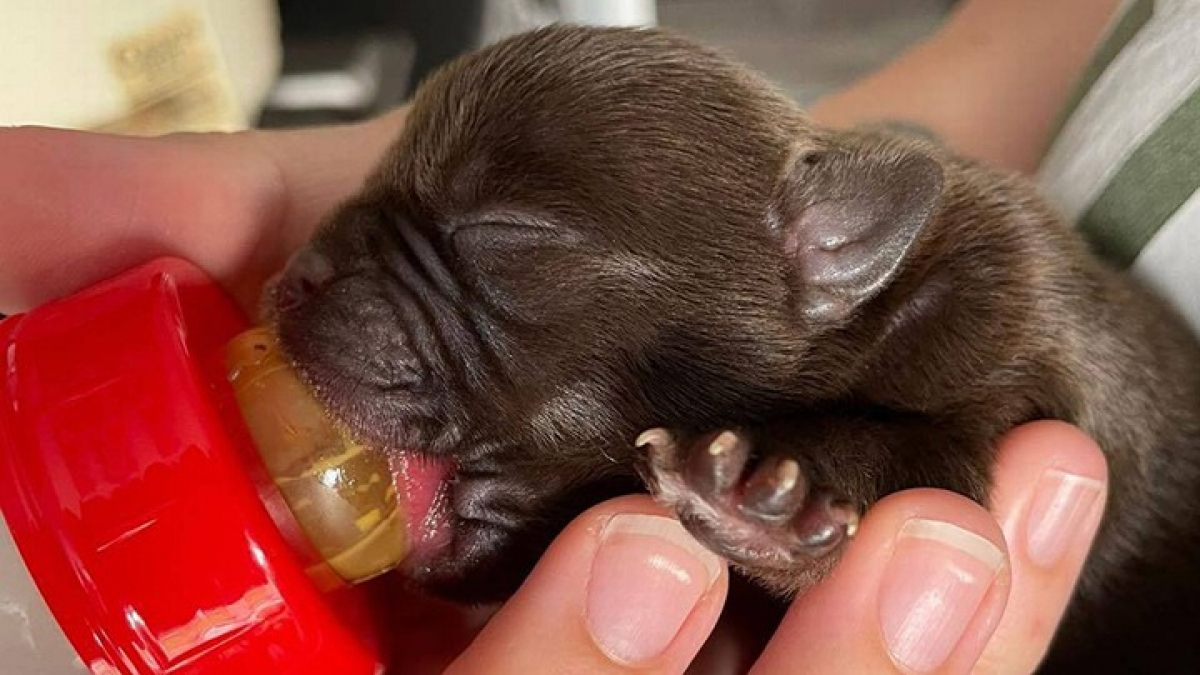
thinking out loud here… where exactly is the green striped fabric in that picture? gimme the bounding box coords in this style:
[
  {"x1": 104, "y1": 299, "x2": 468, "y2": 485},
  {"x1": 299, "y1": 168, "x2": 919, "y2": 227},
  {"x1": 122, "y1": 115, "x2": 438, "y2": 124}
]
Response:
[
  {"x1": 1080, "y1": 87, "x2": 1200, "y2": 267},
  {"x1": 1048, "y1": 0, "x2": 1155, "y2": 144},
  {"x1": 1037, "y1": 0, "x2": 1200, "y2": 334}
]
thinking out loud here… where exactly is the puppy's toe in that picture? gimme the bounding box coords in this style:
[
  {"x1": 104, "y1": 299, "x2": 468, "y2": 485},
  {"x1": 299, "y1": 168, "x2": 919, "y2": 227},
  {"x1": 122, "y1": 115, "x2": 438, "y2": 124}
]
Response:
[{"x1": 739, "y1": 455, "x2": 807, "y2": 521}]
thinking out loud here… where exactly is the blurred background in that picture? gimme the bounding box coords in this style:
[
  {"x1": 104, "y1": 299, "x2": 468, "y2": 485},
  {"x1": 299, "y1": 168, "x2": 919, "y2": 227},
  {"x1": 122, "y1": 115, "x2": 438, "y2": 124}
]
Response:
[{"x1": 1, "y1": 0, "x2": 955, "y2": 134}]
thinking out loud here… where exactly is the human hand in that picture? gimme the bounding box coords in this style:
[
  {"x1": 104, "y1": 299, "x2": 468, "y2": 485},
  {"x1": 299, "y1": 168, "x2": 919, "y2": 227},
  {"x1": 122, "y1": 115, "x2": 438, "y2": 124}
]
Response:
[
  {"x1": 447, "y1": 420, "x2": 1106, "y2": 674},
  {"x1": 0, "y1": 125, "x2": 1108, "y2": 674},
  {"x1": 0, "y1": 115, "x2": 407, "y2": 315}
]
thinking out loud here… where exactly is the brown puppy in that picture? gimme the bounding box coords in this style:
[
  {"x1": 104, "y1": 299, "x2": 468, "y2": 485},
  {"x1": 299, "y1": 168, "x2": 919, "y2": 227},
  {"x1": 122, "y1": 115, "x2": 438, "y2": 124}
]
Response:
[{"x1": 271, "y1": 25, "x2": 1200, "y2": 672}]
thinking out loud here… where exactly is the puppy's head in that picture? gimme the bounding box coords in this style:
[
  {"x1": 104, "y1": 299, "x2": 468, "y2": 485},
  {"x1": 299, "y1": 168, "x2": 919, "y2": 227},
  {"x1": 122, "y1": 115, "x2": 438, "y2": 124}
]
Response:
[{"x1": 271, "y1": 25, "x2": 943, "y2": 602}]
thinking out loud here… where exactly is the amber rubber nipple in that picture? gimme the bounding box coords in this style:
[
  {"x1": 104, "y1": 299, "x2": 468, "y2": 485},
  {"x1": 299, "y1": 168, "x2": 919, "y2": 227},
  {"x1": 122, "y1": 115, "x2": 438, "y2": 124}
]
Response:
[{"x1": 225, "y1": 327, "x2": 407, "y2": 583}]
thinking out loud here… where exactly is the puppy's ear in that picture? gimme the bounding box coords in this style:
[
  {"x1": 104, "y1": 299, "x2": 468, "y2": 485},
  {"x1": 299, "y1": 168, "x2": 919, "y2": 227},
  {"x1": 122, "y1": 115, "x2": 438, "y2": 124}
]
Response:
[{"x1": 771, "y1": 143, "x2": 943, "y2": 325}]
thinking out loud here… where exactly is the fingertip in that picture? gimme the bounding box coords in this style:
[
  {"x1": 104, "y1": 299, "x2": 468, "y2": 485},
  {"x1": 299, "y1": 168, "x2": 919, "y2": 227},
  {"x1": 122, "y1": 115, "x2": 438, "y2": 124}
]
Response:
[
  {"x1": 976, "y1": 421, "x2": 1109, "y2": 674},
  {"x1": 865, "y1": 490, "x2": 1013, "y2": 673},
  {"x1": 989, "y1": 420, "x2": 1109, "y2": 565},
  {"x1": 994, "y1": 420, "x2": 1108, "y2": 487},
  {"x1": 450, "y1": 496, "x2": 727, "y2": 674},
  {"x1": 863, "y1": 488, "x2": 1011, "y2": 549},
  {"x1": 758, "y1": 488, "x2": 1011, "y2": 674}
]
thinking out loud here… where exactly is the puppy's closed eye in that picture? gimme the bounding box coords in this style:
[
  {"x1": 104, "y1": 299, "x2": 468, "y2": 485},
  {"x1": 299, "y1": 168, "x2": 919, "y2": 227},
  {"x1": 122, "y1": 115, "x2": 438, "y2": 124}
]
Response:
[{"x1": 449, "y1": 218, "x2": 593, "y2": 321}]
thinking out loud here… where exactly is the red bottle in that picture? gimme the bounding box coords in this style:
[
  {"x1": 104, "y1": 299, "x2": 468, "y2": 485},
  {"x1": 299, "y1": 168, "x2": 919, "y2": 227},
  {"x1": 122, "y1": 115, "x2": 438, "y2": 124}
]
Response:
[{"x1": 0, "y1": 258, "x2": 391, "y2": 674}]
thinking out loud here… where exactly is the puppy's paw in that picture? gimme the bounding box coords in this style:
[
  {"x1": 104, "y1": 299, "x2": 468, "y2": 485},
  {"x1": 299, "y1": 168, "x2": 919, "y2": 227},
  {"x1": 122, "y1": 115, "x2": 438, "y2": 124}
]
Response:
[{"x1": 636, "y1": 427, "x2": 859, "y2": 580}]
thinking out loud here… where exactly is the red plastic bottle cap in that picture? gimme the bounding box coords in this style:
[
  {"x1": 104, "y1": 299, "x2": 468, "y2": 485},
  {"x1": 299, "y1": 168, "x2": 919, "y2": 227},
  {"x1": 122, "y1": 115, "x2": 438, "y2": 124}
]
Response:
[{"x1": 0, "y1": 258, "x2": 386, "y2": 674}]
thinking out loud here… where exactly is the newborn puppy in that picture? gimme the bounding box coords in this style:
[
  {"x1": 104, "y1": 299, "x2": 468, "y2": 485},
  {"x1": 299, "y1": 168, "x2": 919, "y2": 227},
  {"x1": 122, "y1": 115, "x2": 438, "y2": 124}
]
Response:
[{"x1": 271, "y1": 25, "x2": 1200, "y2": 671}]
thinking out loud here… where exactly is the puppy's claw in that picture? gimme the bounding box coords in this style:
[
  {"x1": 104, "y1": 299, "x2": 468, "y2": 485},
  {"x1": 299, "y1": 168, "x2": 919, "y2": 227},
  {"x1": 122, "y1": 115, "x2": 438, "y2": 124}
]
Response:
[
  {"x1": 636, "y1": 428, "x2": 673, "y2": 453},
  {"x1": 686, "y1": 430, "x2": 751, "y2": 496},
  {"x1": 833, "y1": 500, "x2": 860, "y2": 538},
  {"x1": 707, "y1": 430, "x2": 739, "y2": 457},
  {"x1": 791, "y1": 494, "x2": 859, "y2": 556}
]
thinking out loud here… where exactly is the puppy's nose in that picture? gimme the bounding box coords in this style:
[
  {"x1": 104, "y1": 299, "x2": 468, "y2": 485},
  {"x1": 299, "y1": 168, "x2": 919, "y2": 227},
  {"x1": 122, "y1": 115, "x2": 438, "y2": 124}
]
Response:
[{"x1": 276, "y1": 246, "x2": 336, "y2": 311}]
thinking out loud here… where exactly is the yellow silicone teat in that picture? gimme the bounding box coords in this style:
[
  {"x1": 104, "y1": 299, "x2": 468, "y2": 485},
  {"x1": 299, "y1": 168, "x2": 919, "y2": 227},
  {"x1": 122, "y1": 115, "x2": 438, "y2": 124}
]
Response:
[{"x1": 225, "y1": 327, "x2": 408, "y2": 583}]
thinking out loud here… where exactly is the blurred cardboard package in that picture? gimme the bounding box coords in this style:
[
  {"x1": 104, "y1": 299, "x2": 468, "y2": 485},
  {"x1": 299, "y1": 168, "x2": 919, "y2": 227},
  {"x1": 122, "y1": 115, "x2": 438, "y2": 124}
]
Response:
[{"x1": 0, "y1": 0, "x2": 281, "y2": 134}]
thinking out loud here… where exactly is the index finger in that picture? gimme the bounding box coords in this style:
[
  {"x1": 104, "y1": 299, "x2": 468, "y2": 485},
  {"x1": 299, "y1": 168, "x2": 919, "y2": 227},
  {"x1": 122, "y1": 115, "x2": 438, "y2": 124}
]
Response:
[
  {"x1": 0, "y1": 108, "x2": 407, "y2": 314},
  {"x1": 0, "y1": 126, "x2": 281, "y2": 313}
]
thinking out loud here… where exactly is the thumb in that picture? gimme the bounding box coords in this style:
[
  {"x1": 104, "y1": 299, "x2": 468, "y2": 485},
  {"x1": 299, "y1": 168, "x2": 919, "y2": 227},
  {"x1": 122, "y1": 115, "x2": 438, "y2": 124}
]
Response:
[{"x1": 448, "y1": 496, "x2": 728, "y2": 674}]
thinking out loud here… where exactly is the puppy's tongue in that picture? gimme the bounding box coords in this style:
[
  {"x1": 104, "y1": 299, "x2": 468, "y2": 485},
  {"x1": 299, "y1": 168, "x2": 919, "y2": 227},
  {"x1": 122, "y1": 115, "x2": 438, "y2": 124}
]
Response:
[
  {"x1": 225, "y1": 327, "x2": 453, "y2": 584},
  {"x1": 388, "y1": 451, "x2": 455, "y2": 555}
]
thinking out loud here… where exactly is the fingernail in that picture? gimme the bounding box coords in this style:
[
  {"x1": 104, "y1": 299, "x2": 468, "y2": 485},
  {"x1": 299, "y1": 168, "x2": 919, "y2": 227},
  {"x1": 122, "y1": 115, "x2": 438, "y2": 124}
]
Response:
[
  {"x1": 586, "y1": 514, "x2": 723, "y2": 665},
  {"x1": 1024, "y1": 469, "x2": 1105, "y2": 568},
  {"x1": 880, "y1": 518, "x2": 1005, "y2": 672}
]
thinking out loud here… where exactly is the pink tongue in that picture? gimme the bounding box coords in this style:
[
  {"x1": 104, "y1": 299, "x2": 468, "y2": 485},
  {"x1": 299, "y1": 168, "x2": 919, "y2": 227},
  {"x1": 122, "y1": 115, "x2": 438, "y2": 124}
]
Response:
[{"x1": 389, "y1": 451, "x2": 456, "y2": 553}]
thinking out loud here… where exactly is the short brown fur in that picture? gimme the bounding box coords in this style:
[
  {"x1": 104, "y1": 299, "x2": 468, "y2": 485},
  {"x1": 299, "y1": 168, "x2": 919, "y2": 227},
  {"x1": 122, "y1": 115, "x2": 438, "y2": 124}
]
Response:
[{"x1": 273, "y1": 26, "x2": 1200, "y2": 673}]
